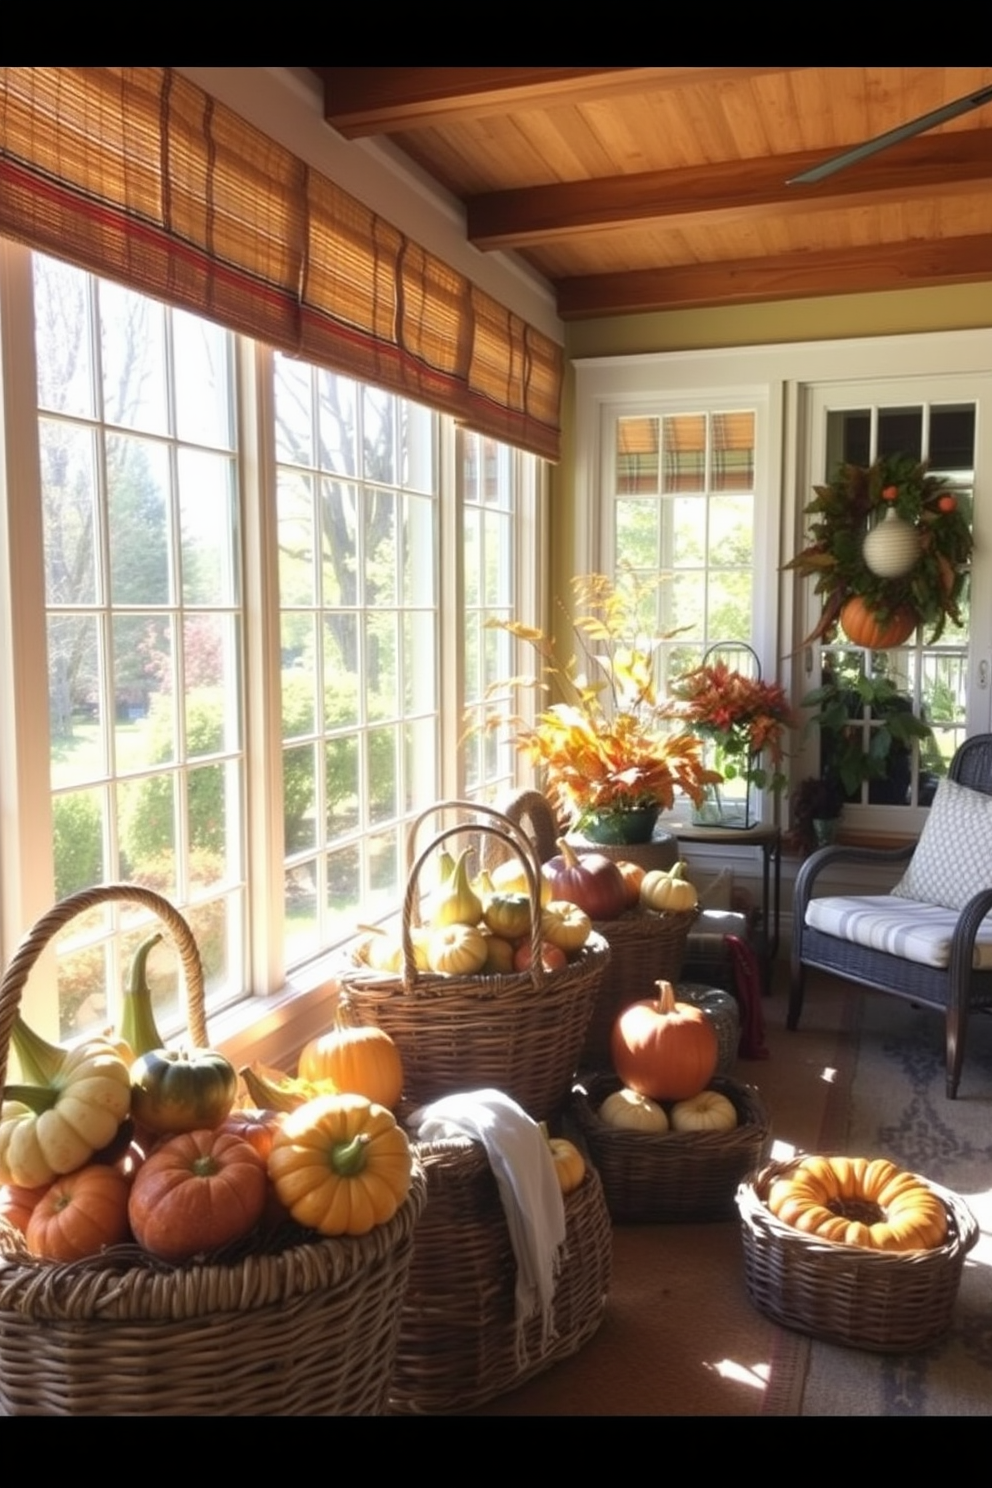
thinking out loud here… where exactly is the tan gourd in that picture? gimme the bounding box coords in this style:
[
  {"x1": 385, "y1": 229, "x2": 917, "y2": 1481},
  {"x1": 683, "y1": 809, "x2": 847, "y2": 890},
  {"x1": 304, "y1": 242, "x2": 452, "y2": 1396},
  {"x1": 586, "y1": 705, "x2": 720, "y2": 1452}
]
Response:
[{"x1": 639, "y1": 861, "x2": 698, "y2": 913}]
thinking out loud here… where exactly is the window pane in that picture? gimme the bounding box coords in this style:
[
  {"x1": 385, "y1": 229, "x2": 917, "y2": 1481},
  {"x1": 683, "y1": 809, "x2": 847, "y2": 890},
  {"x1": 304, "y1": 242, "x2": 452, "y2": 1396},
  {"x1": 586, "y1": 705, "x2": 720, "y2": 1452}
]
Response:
[
  {"x1": 276, "y1": 353, "x2": 440, "y2": 963},
  {"x1": 820, "y1": 403, "x2": 975, "y2": 808},
  {"x1": 36, "y1": 257, "x2": 245, "y2": 1038}
]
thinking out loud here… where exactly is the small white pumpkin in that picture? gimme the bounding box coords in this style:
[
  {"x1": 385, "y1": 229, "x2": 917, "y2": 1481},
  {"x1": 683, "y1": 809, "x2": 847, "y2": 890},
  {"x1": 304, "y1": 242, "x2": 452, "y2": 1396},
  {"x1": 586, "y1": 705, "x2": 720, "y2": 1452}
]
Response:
[
  {"x1": 599, "y1": 1086, "x2": 669, "y2": 1134},
  {"x1": 639, "y1": 861, "x2": 698, "y2": 913},
  {"x1": 670, "y1": 1088, "x2": 738, "y2": 1134}
]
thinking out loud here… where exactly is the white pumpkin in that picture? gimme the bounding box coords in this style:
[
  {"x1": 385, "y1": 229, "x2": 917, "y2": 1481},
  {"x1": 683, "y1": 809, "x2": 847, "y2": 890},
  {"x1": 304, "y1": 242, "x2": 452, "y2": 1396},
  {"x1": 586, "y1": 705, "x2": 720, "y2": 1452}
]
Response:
[
  {"x1": 670, "y1": 1088, "x2": 738, "y2": 1133},
  {"x1": 639, "y1": 861, "x2": 698, "y2": 913},
  {"x1": 599, "y1": 1086, "x2": 669, "y2": 1134}
]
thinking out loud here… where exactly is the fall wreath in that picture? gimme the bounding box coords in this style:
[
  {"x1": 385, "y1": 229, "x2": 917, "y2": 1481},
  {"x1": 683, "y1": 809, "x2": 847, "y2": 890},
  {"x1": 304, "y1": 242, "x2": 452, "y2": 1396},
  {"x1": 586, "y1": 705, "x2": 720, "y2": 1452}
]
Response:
[{"x1": 785, "y1": 453, "x2": 972, "y2": 646}]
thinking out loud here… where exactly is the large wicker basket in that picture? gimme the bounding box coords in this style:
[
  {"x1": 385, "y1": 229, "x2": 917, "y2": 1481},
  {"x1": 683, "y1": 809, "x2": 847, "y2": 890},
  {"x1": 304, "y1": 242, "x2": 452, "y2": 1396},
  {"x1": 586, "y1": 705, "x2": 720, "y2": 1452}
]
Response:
[
  {"x1": 389, "y1": 1135, "x2": 613, "y2": 1414},
  {"x1": 0, "y1": 883, "x2": 427, "y2": 1416},
  {"x1": 736, "y1": 1157, "x2": 979, "y2": 1353},
  {"x1": 340, "y1": 803, "x2": 610, "y2": 1121},
  {"x1": 570, "y1": 1072, "x2": 772, "y2": 1223},
  {"x1": 488, "y1": 789, "x2": 696, "y2": 1070}
]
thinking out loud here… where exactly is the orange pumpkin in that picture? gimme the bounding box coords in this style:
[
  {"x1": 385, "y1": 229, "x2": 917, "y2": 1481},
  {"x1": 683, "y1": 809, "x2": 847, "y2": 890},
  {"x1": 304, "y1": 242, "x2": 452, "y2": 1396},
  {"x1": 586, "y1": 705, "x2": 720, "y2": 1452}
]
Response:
[
  {"x1": 0, "y1": 1181, "x2": 48, "y2": 1235},
  {"x1": 25, "y1": 1164, "x2": 131, "y2": 1262},
  {"x1": 614, "y1": 860, "x2": 645, "y2": 910},
  {"x1": 840, "y1": 595, "x2": 917, "y2": 650},
  {"x1": 219, "y1": 1108, "x2": 284, "y2": 1162},
  {"x1": 611, "y1": 979, "x2": 718, "y2": 1102},
  {"x1": 128, "y1": 1128, "x2": 268, "y2": 1263},
  {"x1": 297, "y1": 1026, "x2": 404, "y2": 1110}
]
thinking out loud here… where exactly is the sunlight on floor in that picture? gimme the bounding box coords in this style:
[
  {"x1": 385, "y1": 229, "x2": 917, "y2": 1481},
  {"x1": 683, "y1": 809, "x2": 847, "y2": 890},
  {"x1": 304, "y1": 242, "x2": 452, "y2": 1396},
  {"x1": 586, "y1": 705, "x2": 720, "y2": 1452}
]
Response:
[
  {"x1": 705, "y1": 1358, "x2": 770, "y2": 1390},
  {"x1": 820, "y1": 1065, "x2": 837, "y2": 1083}
]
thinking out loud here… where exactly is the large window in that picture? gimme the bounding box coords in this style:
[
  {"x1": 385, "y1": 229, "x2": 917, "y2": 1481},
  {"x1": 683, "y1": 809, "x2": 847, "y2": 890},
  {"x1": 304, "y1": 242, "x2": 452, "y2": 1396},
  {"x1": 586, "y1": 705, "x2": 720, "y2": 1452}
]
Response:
[
  {"x1": 0, "y1": 242, "x2": 541, "y2": 1040},
  {"x1": 611, "y1": 409, "x2": 758, "y2": 682}
]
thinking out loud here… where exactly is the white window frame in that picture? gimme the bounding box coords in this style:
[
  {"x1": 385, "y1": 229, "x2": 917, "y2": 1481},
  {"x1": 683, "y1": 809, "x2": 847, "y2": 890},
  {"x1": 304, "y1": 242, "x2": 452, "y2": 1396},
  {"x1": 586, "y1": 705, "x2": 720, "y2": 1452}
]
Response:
[
  {"x1": 573, "y1": 331, "x2": 992, "y2": 844},
  {"x1": 0, "y1": 239, "x2": 545, "y2": 1053}
]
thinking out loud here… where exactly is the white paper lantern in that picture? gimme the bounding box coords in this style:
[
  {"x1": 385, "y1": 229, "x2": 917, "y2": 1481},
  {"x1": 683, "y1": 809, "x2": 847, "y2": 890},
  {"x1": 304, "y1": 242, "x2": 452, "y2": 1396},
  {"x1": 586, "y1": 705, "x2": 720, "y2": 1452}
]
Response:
[{"x1": 862, "y1": 507, "x2": 921, "y2": 579}]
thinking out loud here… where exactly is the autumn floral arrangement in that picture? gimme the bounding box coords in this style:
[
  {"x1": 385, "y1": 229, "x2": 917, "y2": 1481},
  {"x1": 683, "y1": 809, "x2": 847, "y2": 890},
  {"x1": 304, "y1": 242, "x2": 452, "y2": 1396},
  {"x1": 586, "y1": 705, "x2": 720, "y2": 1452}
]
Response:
[
  {"x1": 784, "y1": 453, "x2": 972, "y2": 647},
  {"x1": 663, "y1": 656, "x2": 797, "y2": 796},
  {"x1": 482, "y1": 573, "x2": 718, "y2": 834}
]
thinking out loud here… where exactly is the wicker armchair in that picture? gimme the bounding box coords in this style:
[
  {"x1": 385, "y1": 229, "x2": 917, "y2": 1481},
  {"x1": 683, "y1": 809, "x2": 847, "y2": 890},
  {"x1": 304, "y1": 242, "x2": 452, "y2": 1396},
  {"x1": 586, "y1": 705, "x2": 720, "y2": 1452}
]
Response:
[{"x1": 789, "y1": 734, "x2": 992, "y2": 1098}]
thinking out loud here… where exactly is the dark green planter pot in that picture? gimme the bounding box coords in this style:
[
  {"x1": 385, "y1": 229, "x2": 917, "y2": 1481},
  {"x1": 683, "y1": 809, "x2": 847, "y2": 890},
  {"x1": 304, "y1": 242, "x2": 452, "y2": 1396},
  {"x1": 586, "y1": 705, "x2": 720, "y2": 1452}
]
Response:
[{"x1": 577, "y1": 806, "x2": 660, "y2": 846}]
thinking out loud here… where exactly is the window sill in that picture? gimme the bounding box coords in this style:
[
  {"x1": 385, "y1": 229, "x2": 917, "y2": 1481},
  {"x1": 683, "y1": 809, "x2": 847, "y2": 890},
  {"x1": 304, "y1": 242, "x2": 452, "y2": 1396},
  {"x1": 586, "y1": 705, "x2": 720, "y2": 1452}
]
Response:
[{"x1": 208, "y1": 953, "x2": 343, "y2": 1076}]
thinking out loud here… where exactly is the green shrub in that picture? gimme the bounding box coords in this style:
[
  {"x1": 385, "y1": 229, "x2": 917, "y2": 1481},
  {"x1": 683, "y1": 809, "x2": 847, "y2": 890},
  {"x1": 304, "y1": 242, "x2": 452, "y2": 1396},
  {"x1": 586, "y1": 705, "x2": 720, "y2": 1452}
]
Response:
[
  {"x1": 53, "y1": 791, "x2": 104, "y2": 899},
  {"x1": 120, "y1": 689, "x2": 226, "y2": 867}
]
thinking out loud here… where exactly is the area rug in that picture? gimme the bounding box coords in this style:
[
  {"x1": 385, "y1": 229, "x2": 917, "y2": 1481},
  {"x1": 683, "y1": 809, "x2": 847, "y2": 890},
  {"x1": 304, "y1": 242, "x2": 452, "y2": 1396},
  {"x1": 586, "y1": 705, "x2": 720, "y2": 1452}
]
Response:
[{"x1": 775, "y1": 991, "x2": 992, "y2": 1417}]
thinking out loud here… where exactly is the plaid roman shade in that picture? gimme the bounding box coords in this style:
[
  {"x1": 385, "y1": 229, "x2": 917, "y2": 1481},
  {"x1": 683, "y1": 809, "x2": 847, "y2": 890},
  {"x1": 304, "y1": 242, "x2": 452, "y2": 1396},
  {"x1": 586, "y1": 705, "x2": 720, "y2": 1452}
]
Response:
[{"x1": 0, "y1": 67, "x2": 562, "y2": 461}]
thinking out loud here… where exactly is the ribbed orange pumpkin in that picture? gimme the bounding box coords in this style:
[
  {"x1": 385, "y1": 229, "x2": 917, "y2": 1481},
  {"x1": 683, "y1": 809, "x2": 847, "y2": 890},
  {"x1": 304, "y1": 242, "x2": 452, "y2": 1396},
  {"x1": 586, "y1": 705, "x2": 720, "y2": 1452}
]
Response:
[
  {"x1": 25, "y1": 1164, "x2": 131, "y2": 1262},
  {"x1": 610, "y1": 979, "x2": 718, "y2": 1102},
  {"x1": 297, "y1": 1025, "x2": 403, "y2": 1110},
  {"x1": 840, "y1": 596, "x2": 917, "y2": 650}
]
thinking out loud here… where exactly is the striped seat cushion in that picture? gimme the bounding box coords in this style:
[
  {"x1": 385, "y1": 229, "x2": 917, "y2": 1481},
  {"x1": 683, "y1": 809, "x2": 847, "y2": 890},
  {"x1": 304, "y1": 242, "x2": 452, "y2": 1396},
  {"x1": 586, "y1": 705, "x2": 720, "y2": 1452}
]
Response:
[{"x1": 805, "y1": 895, "x2": 992, "y2": 970}]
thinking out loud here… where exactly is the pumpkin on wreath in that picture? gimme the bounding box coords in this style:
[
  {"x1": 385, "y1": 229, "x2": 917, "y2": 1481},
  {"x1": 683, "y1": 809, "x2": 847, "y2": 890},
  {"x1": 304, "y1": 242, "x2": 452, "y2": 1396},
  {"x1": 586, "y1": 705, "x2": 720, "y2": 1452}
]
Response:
[{"x1": 784, "y1": 453, "x2": 972, "y2": 647}]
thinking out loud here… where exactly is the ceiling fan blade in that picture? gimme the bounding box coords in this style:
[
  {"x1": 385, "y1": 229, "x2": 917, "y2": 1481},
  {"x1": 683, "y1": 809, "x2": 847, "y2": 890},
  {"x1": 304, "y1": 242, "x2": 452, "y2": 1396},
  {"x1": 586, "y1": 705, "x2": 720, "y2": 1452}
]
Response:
[{"x1": 788, "y1": 83, "x2": 992, "y2": 185}]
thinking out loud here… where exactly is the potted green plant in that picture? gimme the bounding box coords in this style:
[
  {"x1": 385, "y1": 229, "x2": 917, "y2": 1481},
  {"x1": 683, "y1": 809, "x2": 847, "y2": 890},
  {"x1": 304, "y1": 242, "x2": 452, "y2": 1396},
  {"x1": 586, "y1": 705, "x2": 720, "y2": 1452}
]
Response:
[
  {"x1": 801, "y1": 659, "x2": 933, "y2": 804},
  {"x1": 788, "y1": 774, "x2": 846, "y2": 857}
]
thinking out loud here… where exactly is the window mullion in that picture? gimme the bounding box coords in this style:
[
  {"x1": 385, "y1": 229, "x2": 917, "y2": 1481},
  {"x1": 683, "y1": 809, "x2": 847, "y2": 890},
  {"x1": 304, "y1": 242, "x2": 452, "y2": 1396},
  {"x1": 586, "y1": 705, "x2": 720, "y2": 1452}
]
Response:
[{"x1": 239, "y1": 337, "x2": 286, "y2": 995}]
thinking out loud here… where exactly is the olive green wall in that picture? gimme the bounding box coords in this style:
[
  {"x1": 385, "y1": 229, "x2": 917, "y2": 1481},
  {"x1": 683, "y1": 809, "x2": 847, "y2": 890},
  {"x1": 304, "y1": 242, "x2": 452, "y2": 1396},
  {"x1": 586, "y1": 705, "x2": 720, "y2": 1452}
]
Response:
[{"x1": 550, "y1": 282, "x2": 992, "y2": 606}]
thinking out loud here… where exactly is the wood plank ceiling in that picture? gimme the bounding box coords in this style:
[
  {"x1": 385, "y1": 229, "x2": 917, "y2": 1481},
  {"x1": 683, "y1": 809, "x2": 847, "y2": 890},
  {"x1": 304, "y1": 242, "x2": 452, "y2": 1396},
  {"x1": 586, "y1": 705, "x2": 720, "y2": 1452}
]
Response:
[{"x1": 311, "y1": 67, "x2": 992, "y2": 320}]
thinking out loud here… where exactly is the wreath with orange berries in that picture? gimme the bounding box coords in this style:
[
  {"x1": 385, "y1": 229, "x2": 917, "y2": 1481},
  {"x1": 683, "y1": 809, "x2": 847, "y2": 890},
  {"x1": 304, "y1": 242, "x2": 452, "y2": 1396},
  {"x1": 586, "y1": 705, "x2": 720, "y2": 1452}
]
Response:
[{"x1": 784, "y1": 453, "x2": 973, "y2": 645}]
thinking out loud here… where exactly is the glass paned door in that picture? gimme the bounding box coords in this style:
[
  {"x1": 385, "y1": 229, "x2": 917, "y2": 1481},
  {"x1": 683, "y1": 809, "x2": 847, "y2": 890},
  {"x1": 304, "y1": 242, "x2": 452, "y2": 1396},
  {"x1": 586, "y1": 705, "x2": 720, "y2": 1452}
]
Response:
[{"x1": 803, "y1": 379, "x2": 988, "y2": 818}]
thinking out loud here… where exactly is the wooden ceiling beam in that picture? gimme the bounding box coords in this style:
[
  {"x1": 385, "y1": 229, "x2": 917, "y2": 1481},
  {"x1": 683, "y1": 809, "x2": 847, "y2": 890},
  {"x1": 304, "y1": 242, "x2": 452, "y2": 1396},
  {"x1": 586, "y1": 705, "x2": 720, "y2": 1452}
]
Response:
[
  {"x1": 556, "y1": 235, "x2": 992, "y2": 318},
  {"x1": 314, "y1": 66, "x2": 799, "y2": 137},
  {"x1": 468, "y1": 129, "x2": 992, "y2": 248}
]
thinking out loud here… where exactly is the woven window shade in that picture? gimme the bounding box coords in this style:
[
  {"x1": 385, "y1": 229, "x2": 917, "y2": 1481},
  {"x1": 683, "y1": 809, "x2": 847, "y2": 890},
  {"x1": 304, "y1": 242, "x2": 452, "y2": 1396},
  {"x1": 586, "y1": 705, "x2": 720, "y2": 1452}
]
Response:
[{"x1": 0, "y1": 66, "x2": 562, "y2": 461}]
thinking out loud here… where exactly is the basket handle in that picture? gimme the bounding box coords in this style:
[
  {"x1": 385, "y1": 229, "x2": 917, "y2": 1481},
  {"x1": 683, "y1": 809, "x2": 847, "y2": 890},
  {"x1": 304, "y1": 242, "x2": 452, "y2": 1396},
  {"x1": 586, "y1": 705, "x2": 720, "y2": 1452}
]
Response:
[
  {"x1": 0, "y1": 883, "x2": 207, "y2": 1091},
  {"x1": 701, "y1": 640, "x2": 762, "y2": 680},
  {"x1": 401, "y1": 814, "x2": 548, "y2": 993},
  {"x1": 405, "y1": 798, "x2": 543, "y2": 877},
  {"x1": 484, "y1": 789, "x2": 559, "y2": 868}
]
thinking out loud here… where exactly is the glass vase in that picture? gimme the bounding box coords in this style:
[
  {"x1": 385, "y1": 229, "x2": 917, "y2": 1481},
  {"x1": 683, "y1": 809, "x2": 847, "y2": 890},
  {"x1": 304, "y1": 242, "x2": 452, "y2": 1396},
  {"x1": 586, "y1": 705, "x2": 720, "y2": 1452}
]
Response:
[{"x1": 691, "y1": 748, "x2": 757, "y2": 829}]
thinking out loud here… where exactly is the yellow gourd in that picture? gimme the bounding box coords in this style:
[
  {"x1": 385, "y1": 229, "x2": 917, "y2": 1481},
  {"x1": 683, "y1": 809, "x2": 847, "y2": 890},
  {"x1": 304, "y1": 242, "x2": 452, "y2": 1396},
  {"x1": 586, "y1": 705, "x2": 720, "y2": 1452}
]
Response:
[
  {"x1": 639, "y1": 860, "x2": 698, "y2": 913},
  {"x1": 268, "y1": 1093, "x2": 414, "y2": 1237}
]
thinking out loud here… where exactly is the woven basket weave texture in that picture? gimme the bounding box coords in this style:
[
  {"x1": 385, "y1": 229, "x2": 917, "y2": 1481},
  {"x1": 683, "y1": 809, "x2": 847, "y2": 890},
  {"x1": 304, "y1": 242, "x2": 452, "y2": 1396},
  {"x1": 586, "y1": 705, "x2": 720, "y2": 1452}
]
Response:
[
  {"x1": 340, "y1": 803, "x2": 609, "y2": 1120},
  {"x1": 570, "y1": 1072, "x2": 772, "y2": 1223},
  {"x1": 389, "y1": 1136, "x2": 612, "y2": 1414},
  {"x1": 0, "y1": 883, "x2": 426, "y2": 1415},
  {"x1": 736, "y1": 1157, "x2": 978, "y2": 1353}
]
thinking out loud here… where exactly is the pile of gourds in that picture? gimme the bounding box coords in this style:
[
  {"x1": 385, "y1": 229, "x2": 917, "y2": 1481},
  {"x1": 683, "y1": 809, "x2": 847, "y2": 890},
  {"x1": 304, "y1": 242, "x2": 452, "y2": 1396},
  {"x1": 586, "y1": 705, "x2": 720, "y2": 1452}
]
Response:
[
  {"x1": 0, "y1": 937, "x2": 416, "y2": 1265},
  {"x1": 351, "y1": 841, "x2": 599, "y2": 978},
  {"x1": 351, "y1": 841, "x2": 701, "y2": 982},
  {"x1": 596, "y1": 976, "x2": 738, "y2": 1137}
]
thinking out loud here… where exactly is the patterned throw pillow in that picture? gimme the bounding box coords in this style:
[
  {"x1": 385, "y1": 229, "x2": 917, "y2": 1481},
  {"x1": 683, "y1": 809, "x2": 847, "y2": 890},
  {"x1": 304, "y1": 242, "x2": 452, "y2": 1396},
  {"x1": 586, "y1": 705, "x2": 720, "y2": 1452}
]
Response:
[{"x1": 891, "y1": 776, "x2": 992, "y2": 910}]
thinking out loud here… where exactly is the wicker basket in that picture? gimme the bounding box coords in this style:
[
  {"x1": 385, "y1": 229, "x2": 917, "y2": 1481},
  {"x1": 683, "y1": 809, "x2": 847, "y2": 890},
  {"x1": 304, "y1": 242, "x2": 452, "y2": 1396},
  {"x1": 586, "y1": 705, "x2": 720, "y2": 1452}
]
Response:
[
  {"x1": 389, "y1": 1135, "x2": 613, "y2": 1414},
  {"x1": 340, "y1": 803, "x2": 610, "y2": 1121},
  {"x1": 580, "y1": 906, "x2": 699, "y2": 1067},
  {"x1": 736, "y1": 1157, "x2": 979, "y2": 1353},
  {"x1": 570, "y1": 1072, "x2": 772, "y2": 1223},
  {"x1": 490, "y1": 791, "x2": 696, "y2": 1069},
  {"x1": 0, "y1": 883, "x2": 427, "y2": 1416}
]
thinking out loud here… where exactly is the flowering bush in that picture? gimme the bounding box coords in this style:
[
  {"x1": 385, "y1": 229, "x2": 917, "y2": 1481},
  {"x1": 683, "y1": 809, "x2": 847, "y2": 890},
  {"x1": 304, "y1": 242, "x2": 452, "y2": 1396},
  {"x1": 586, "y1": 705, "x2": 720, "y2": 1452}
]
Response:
[
  {"x1": 481, "y1": 573, "x2": 718, "y2": 830},
  {"x1": 663, "y1": 658, "x2": 797, "y2": 795}
]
